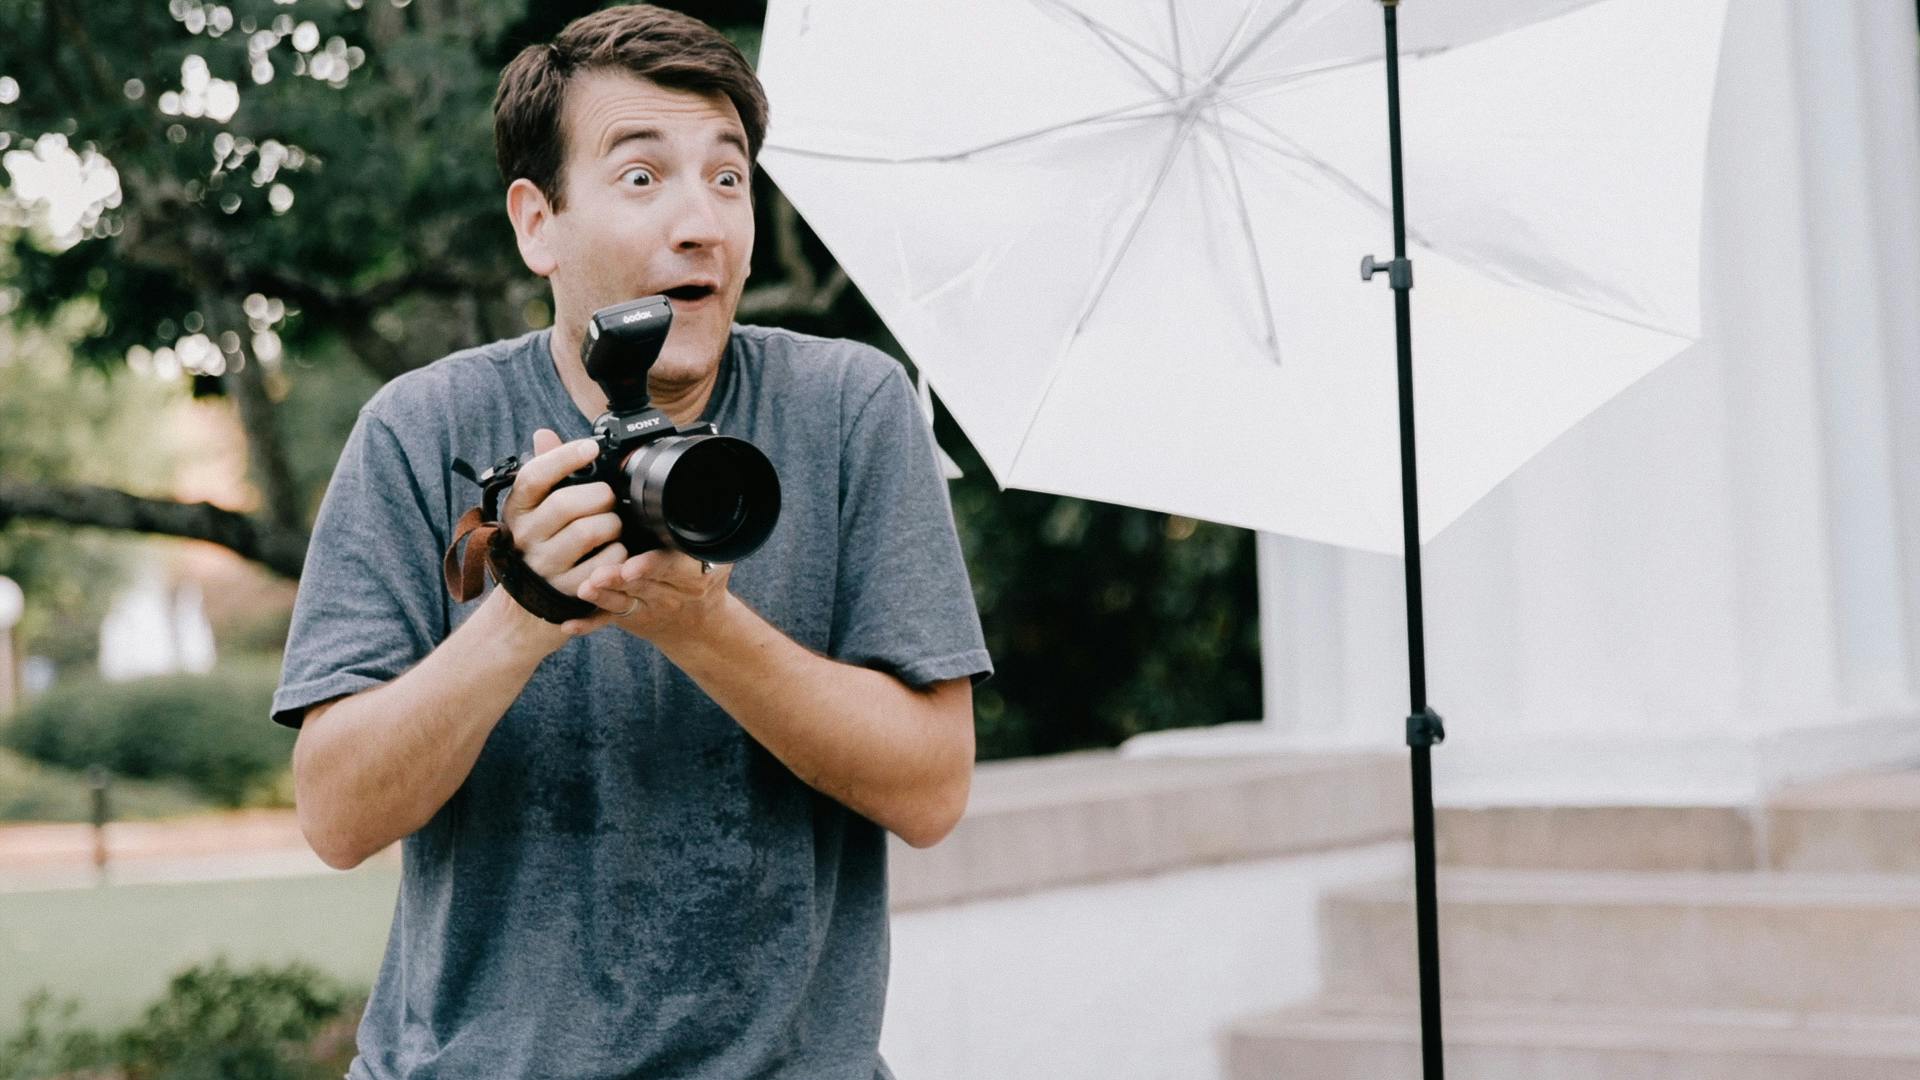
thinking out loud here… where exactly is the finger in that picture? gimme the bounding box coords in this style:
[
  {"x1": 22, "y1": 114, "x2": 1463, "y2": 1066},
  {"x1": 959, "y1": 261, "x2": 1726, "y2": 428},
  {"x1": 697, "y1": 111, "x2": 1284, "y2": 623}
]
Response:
[
  {"x1": 531, "y1": 427, "x2": 562, "y2": 457},
  {"x1": 580, "y1": 563, "x2": 623, "y2": 594},
  {"x1": 525, "y1": 512, "x2": 623, "y2": 578},
  {"x1": 551, "y1": 541, "x2": 628, "y2": 597},
  {"x1": 576, "y1": 577, "x2": 638, "y2": 612},
  {"x1": 618, "y1": 549, "x2": 675, "y2": 585},
  {"x1": 515, "y1": 484, "x2": 617, "y2": 550},
  {"x1": 507, "y1": 437, "x2": 602, "y2": 515}
]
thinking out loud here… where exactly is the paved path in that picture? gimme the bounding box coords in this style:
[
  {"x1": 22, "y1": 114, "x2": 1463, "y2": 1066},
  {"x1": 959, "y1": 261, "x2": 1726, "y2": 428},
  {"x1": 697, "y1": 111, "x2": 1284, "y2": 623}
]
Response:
[{"x1": 0, "y1": 809, "x2": 396, "y2": 893}]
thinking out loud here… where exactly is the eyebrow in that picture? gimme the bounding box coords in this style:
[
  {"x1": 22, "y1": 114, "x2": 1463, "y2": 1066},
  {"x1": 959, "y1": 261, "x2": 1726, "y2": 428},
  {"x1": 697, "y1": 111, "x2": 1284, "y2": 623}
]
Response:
[{"x1": 602, "y1": 127, "x2": 750, "y2": 161}]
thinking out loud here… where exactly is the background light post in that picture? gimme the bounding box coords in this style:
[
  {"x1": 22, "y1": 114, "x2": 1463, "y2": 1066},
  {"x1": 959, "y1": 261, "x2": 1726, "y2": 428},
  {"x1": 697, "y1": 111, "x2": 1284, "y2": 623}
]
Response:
[{"x1": 0, "y1": 575, "x2": 23, "y2": 716}]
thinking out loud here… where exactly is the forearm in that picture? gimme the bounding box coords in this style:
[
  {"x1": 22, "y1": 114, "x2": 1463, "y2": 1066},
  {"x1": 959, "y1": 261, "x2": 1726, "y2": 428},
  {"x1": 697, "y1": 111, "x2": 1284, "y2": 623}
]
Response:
[
  {"x1": 291, "y1": 590, "x2": 553, "y2": 869},
  {"x1": 654, "y1": 594, "x2": 973, "y2": 848}
]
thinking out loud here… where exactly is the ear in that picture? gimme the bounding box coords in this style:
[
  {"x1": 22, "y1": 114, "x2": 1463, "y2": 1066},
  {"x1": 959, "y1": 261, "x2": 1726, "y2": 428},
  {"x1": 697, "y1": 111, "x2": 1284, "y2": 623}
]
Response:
[{"x1": 506, "y1": 178, "x2": 559, "y2": 277}]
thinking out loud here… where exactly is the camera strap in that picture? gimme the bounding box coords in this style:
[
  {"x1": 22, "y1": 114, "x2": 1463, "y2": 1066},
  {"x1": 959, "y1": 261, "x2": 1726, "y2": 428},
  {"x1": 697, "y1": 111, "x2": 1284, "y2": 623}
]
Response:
[{"x1": 441, "y1": 455, "x2": 600, "y2": 624}]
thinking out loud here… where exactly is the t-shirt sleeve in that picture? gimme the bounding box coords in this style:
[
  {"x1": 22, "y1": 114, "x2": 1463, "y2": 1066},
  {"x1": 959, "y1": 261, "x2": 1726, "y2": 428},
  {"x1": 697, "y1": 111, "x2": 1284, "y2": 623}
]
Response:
[
  {"x1": 830, "y1": 362, "x2": 993, "y2": 688},
  {"x1": 271, "y1": 407, "x2": 449, "y2": 729}
]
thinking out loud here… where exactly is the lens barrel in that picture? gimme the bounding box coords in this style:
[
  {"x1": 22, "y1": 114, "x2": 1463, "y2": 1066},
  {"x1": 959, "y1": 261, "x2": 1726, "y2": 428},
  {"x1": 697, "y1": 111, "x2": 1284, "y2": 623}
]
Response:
[{"x1": 621, "y1": 434, "x2": 781, "y2": 562}]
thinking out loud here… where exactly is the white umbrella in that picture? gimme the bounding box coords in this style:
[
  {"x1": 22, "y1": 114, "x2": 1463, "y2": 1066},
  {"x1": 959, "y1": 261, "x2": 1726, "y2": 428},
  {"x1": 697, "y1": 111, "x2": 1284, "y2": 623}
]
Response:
[
  {"x1": 757, "y1": 0, "x2": 1728, "y2": 556},
  {"x1": 760, "y1": 2, "x2": 1729, "y2": 1073}
]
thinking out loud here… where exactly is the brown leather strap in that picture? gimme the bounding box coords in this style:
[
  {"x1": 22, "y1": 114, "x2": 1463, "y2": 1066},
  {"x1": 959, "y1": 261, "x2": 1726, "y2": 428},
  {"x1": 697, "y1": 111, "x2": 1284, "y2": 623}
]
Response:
[
  {"x1": 444, "y1": 507, "x2": 493, "y2": 602},
  {"x1": 484, "y1": 525, "x2": 599, "y2": 623},
  {"x1": 443, "y1": 504, "x2": 600, "y2": 624}
]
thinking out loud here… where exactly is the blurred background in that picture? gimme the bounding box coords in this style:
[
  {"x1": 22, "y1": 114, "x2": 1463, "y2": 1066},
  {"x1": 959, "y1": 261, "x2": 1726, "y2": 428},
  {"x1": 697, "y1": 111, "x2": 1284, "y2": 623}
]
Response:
[
  {"x1": 0, "y1": 1, "x2": 1260, "y2": 1075},
  {"x1": 4, "y1": 3, "x2": 1920, "y2": 1080}
]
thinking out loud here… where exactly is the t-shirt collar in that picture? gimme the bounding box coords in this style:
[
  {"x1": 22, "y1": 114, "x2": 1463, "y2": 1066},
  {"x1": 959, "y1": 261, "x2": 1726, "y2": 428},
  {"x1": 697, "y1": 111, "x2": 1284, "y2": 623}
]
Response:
[{"x1": 530, "y1": 325, "x2": 737, "y2": 439}]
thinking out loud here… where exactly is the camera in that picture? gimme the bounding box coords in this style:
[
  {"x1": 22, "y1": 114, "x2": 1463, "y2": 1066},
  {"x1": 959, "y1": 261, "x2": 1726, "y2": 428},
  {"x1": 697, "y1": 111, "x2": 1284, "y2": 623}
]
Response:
[{"x1": 550, "y1": 295, "x2": 781, "y2": 564}]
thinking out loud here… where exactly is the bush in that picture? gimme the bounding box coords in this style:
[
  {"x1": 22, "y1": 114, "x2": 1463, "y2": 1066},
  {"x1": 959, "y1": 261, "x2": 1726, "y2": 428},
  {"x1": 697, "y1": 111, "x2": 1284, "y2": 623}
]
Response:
[
  {"x1": 120, "y1": 960, "x2": 359, "y2": 1080},
  {"x1": 0, "y1": 992, "x2": 117, "y2": 1080},
  {"x1": 0, "y1": 960, "x2": 364, "y2": 1080},
  {"x1": 0, "y1": 661, "x2": 291, "y2": 807},
  {"x1": 0, "y1": 748, "x2": 212, "y2": 823}
]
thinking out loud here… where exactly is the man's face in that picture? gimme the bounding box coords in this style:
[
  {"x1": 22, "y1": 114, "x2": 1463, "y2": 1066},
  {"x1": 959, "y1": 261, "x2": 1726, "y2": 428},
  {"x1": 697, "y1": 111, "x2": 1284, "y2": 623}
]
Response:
[{"x1": 527, "y1": 70, "x2": 755, "y2": 385}]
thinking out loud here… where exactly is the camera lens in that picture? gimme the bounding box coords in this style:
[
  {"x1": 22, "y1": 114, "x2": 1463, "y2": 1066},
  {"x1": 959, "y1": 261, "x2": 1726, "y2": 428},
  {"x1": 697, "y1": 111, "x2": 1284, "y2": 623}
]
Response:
[
  {"x1": 664, "y1": 445, "x2": 747, "y2": 541},
  {"x1": 625, "y1": 435, "x2": 781, "y2": 562}
]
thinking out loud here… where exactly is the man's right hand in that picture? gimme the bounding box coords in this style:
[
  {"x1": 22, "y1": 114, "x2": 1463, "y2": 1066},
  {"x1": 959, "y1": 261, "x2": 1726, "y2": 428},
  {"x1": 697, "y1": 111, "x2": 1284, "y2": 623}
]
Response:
[{"x1": 496, "y1": 427, "x2": 631, "y2": 645}]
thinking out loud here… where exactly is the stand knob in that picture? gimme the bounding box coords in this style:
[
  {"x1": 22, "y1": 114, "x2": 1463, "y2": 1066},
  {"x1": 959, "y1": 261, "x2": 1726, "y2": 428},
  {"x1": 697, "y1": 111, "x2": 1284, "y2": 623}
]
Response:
[{"x1": 1361, "y1": 255, "x2": 1415, "y2": 290}]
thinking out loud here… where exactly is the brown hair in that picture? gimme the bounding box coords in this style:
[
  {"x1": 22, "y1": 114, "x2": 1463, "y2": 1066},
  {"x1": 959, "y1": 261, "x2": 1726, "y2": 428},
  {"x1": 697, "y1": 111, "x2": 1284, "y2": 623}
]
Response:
[{"x1": 493, "y1": 5, "x2": 769, "y2": 211}]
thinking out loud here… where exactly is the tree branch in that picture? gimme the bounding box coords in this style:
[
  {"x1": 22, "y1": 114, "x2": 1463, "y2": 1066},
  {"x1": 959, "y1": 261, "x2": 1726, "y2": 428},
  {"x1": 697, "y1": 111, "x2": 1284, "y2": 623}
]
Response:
[
  {"x1": 0, "y1": 479, "x2": 310, "y2": 580},
  {"x1": 738, "y1": 267, "x2": 850, "y2": 321},
  {"x1": 737, "y1": 187, "x2": 854, "y2": 321},
  {"x1": 227, "y1": 371, "x2": 305, "y2": 533}
]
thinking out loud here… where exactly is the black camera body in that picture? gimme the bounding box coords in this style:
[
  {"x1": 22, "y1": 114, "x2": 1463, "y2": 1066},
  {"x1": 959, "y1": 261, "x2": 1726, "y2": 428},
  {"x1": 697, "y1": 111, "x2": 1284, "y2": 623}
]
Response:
[{"x1": 551, "y1": 295, "x2": 780, "y2": 564}]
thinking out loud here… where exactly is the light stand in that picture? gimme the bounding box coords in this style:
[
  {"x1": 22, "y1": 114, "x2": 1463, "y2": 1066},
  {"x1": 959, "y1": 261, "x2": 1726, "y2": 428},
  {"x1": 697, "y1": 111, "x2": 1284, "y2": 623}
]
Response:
[{"x1": 1361, "y1": 1, "x2": 1447, "y2": 1076}]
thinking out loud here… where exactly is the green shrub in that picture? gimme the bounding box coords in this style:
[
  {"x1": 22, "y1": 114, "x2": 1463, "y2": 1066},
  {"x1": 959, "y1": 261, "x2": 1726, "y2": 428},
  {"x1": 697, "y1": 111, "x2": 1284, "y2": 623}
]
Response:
[
  {"x1": 0, "y1": 747, "x2": 212, "y2": 823},
  {"x1": 120, "y1": 960, "x2": 358, "y2": 1080},
  {"x1": 0, "y1": 960, "x2": 363, "y2": 1080},
  {"x1": 0, "y1": 991, "x2": 117, "y2": 1080},
  {"x1": 0, "y1": 661, "x2": 291, "y2": 807}
]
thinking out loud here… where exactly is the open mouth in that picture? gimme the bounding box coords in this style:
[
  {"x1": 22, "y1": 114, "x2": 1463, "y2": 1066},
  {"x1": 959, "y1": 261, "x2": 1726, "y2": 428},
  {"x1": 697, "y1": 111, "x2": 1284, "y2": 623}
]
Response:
[{"x1": 662, "y1": 283, "x2": 716, "y2": 303}]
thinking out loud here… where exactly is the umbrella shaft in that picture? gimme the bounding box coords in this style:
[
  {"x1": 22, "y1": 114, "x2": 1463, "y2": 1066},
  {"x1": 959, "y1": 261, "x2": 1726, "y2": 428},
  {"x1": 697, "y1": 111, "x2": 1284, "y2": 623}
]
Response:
[
  {"x1": 1395, "y1": 290, "x2": 1428, "y2": 714},
  {"x1": 1381, "y1": 6, "x2": 1445, "y2": 1080},
  {"x1": 1412, "y1": 744, "x2": 1444, "y2": 1077},
  {"x1": 1381, "y1": 1, "x2": 1428, "y2": 714},
  {"x1": 1384, "y1": 4, "x2": 1410, "y2": 259}
]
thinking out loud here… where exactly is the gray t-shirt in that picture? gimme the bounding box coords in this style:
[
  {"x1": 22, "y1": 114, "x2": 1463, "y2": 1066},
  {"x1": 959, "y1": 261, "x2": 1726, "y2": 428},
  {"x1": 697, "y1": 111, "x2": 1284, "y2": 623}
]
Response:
[{"x1": 273, "y1": 324, "x2": 991, "y2": 1080}]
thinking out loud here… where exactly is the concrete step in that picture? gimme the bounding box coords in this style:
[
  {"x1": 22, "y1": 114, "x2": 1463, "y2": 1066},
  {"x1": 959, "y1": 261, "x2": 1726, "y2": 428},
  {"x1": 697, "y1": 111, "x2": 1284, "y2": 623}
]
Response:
[
  {"x1": 889, "y1": 750, "x2": 1410, "y2": 910},
  {"x1": 1769, "y1": 770, "x2": 1920, "y2": 873},
  {"x1": 1437, "y1": 805, "x2": 1761, "y2": 872},
  {"x1": 1437, "y1": 769, "x2": 1920, "y2": 873},
  {"x1": 1224, "y1": 999, "x2": 1920, "y2": 1080},
  {"x1": 1320, "y1": 869, "x2": 1920, "y2": 1015}
]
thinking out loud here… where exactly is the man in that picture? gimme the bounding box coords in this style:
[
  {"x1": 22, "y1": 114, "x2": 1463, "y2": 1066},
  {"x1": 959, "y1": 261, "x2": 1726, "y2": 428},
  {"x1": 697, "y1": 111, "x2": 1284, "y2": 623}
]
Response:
[{"x1": 271, "y1": 6, "x2": 990, "y2": 1078}]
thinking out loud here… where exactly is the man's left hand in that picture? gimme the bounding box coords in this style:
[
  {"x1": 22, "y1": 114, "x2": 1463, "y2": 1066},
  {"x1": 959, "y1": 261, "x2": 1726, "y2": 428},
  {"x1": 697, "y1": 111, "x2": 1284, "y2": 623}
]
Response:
[{"x1": 576, "y1": 549, "x2": 731, "y2": 645}]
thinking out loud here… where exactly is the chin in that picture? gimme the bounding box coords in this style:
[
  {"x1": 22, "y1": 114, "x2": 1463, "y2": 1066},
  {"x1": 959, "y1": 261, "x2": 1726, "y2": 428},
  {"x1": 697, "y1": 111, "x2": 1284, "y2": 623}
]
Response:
[{"x1": 653, "y1": 338, "x2": 726, "y2": 383}]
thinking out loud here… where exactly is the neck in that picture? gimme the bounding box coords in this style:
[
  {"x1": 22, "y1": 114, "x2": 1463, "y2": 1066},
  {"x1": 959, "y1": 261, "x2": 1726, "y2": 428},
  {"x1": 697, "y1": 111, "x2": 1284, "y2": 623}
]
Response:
[{"x1": 547, "y1": 324, "x2": 722, "y2": 430}]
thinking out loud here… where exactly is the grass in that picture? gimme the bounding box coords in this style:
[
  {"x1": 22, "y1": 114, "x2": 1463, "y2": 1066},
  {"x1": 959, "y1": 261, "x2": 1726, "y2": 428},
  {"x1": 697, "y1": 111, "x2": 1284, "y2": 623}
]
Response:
[
  {"x1": 0, "y1": 867, "x2": 399, "y2": 1031},
  {"x1": 0, "y1": 748, "x2": 214, "y2": 823}
]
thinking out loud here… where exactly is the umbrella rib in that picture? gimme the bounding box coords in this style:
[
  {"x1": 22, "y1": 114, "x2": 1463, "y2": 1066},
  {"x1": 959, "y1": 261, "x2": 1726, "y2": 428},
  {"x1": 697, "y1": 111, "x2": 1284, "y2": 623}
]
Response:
[
  {"x1": 1007, "y1": 110, "x2": 1205, "y2": 471},
  {"x1": 1216, "y1": 99, "x2": 1432, "y2": 248},
  {"x1": 763, "y1": 98, "x2": 1177, "y2": 165},
  {"x1": 1204, "y1": 2, "x2": 1273, "y2": 85},
  {"x1": 1204, "y1": 114, "x2": 1283, "y2": 366},
  {"x1": 1168, "y1": 0, "x2": 1185, "y2": 95},
  {"x1": 1029, "y1": 0, "x2": 1178, "y2": 97},
  {"x1": 1221, "y1": 112, "x2": 1688, "y2": 341},
  {"x1": 1219, "y1": 43, "x2": 1457, "y2": 101},
  {"x1": 1207, "y1": 0, "x2": 1313, "y2": 87},
  {"x1": 1073, "y1": 109, "x2": 1204, "y2": 338}
]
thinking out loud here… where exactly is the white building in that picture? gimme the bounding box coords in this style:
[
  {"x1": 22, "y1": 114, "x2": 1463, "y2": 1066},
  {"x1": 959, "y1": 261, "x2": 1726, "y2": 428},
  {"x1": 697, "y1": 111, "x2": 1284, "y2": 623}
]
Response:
[{"x1": 1129, "y1": 0, "x2": 1920, "y2": 807}]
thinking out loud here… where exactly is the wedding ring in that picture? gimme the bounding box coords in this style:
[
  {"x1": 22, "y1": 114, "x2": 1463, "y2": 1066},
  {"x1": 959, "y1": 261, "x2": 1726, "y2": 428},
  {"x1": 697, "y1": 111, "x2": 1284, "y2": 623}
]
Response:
[{"x1": 617, "y1": 597, "x2": 640, "y2": 617}]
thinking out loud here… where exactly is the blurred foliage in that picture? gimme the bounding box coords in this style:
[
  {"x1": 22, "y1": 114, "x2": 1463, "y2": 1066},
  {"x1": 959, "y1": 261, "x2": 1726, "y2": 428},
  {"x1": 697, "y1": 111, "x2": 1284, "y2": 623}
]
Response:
[
  {"x1": 0, "y1": 992, "x2": 117, "y2": 1080},
  {"x1": 0, "y1": 0, "x2": 1262, "y2": 760},
  {"x1": 0, "y1": 960, "x2": 362, "y2": 1080},
  {"x1": 1, "y1": 659, "x2": 291, "y2": 806},
  {"x1": 948, "y1": 482, "x2": 1261, "y2": 759},
  {"x1": 272, "y1": 352, "x2": 381, "y2": 523},
  {"x1": 0, "y1": 306, "x2": 185, "y2": 669},
  {"x1": 0, "y1": 746, "x2": 214, "y2": 822}
]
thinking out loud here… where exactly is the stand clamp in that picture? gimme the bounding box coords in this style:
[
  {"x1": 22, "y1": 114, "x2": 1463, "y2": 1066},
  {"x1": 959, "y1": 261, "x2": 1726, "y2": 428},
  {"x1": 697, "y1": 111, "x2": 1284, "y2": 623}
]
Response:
[
  {"x1": 1406, "y1": 707, "x2": 1446, "y2": 748},
  {"x1": 1362, "y1": 255, "x2": 1414, "y2": 290}
]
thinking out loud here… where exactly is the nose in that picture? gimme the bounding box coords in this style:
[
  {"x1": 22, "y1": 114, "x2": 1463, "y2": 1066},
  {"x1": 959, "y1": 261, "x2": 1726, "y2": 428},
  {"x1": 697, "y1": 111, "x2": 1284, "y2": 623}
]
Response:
[{"x1": 667, "y1": 183, "x2": 727, "y2": 252}]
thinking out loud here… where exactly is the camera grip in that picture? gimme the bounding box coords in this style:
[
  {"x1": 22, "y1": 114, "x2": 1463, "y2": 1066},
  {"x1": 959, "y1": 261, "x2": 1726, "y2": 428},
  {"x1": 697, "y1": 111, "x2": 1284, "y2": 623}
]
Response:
[{"x1": 444, "y1": 505, "x2": 599, "y2": 624}]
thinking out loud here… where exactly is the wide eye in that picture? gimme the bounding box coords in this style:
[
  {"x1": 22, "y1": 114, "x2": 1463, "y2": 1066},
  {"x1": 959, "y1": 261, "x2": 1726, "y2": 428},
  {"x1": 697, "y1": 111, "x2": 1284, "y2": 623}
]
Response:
[
  {"x1": 620, "y1": 166, "x2": 654, "y2": 187},
  {"x1": 716, "y1": 169, "x2": 744, "y2": 188}
]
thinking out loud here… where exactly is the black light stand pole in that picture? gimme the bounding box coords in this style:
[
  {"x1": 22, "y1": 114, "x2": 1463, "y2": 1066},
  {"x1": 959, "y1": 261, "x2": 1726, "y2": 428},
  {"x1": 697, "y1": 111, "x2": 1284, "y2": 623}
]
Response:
[{"x1": 1361, "y1": 1, "x2": 1447, "y2": 1077}]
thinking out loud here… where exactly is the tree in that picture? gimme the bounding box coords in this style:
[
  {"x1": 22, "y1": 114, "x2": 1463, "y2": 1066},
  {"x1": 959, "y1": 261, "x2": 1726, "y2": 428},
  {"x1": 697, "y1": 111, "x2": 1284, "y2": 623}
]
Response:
[
  {"x1": 0, "y1": 0, "x2": 1260, "y2": 758},
  {"x1": 0, "y1": 0, "x2": 841, "y2": 572}
]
